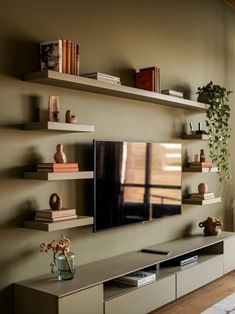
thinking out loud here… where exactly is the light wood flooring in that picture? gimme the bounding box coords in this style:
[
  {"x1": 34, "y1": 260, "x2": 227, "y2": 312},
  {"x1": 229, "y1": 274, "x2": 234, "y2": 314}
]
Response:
[{"x1": 150, "y1": 271, "x2": 235, "y2": 314}]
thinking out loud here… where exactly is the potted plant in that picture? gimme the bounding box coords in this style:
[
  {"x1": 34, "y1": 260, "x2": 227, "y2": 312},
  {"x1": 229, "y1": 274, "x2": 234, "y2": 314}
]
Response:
[{"x1": 197, "y1": 81, "x2": 232, "y2": 196}]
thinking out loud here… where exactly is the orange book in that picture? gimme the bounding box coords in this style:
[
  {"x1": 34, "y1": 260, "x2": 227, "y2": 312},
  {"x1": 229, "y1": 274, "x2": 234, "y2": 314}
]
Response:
[
  {"x1": 71, "y1": 41, "x2": 75, "y2": 75},
  {"x1": 66, "y1": 40, "x2": 71, "y2": 74}
]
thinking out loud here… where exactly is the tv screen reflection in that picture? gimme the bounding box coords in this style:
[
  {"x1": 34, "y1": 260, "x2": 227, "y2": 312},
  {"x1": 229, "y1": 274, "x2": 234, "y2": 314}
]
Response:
[{"x1": 94, "y1": 141, "x2": 182, "y2": 232}]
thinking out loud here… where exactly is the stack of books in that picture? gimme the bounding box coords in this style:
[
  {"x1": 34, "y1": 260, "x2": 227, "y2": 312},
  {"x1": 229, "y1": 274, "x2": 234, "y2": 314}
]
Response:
[
  {"x1": 113, "y1": 270, "x2": 156, "y2": 286},
  {"x1": 161, "y1": 89, "x2": 184, "y2": 98},
  {"x1": 35, "y1": 208, "x2": 77, "y2": 222},
  {"x1": 40, "y1": 39, "x2": 80, "y2": 75},
  {"x1": 37, "y1": 163, "x2": 79, "y2": 173},
  {"x1": 135, "y1": 67, "x2": 160, "y2": 92},
  {"x1": 189, "y1": 192, "x2": 215, "y2": 200},
  {"x1": 81, "y1": 72, "x2": 121, "y2": 85}
]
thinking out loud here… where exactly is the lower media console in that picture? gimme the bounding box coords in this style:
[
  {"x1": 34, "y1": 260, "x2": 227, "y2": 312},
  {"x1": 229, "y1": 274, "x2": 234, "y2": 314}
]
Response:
[{"x1": 15, "y1": 231, "x2": 235, "y2": 314}]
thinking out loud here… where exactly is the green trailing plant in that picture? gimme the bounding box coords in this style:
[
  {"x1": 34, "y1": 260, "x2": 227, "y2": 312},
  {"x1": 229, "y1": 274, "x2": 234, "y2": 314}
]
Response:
[{"x1": 197, "y1": 81, "x2": 232, "y2": 196}]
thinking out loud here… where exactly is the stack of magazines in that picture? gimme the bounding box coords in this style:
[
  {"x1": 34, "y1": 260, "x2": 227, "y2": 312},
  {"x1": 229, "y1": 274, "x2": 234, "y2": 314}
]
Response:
[
  {"x1": 113, "y1": 271, "x2": 156, "y2": 286},
  {"x1": 81, "y1": 72, "x2": 121, "y2": 85}
]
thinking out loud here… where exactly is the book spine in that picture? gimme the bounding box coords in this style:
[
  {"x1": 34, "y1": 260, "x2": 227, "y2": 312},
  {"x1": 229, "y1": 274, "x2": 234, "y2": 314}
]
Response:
[
  {"x1": 66, "y1": 40, "x2": 71, "y2": 74},
  {"x1": 58, "y1": 39, "x2": 62, "y2": 72},
  {"x1": 154, "y1": 67, "x2": 160, "y2": 93},
  {"x1": 76, "y1": 43, "x2": 80, "y2": 76},
  {"x1": 62, "y1": 39, "x2": 67, "y2": 73}
]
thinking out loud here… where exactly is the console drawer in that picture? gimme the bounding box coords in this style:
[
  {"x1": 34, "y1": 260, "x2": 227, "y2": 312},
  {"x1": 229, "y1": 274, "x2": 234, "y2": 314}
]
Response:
[
  {"x1": 104, "y1": 275, "x2": 175, "y2": 314},
  {"x1": 176, "y1": 255, "x2": 223, "y2": 298}
]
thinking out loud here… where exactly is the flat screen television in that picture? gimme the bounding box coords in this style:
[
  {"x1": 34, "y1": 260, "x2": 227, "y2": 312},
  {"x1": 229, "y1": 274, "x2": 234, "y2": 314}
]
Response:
[{"x1": 93, "y1": 140, "x2": 182, "y2": 232}]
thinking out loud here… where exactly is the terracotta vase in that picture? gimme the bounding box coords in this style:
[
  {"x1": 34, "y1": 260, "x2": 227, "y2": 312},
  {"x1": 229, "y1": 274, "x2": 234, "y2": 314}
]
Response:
[{"x1": 54, "y1": 144, "x2": 67, "y2": 163}]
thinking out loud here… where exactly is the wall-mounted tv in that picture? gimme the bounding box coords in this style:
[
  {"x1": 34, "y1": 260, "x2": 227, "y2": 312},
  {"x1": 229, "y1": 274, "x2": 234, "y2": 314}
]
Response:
[{"x1": 93, "y1": 140, "x2": 182, "y2": 232}]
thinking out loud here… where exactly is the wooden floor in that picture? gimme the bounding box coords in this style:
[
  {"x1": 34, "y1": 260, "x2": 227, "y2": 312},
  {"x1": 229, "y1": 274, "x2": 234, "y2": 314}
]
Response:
[{"x1": 150, "y1": 271, "x2": 235, "y2": 314}]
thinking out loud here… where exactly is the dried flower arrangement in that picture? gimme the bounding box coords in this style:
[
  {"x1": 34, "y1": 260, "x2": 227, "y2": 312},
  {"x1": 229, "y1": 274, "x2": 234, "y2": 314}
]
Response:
[{"x1": 40, "y1": 235, "x2": 74, "y2": 278}]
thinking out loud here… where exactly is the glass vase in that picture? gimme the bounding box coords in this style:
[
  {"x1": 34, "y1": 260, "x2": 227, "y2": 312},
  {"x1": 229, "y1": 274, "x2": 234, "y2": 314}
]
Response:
[{"x1": 57, "y1": 252, "x2": 75, "y2": 280}]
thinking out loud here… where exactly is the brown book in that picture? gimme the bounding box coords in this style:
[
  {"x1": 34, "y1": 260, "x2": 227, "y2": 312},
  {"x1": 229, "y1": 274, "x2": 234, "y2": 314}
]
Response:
[
  {"x1": 62, "y1": 39, "x2": 67, "y2": 73},
  {"x1": 35, "y1": 208, "x2": 76, "y2": 218},
  {"x1": 66, "y1": 40, "x2": 71, "y2": 74},
  {"x1": 135, "y1": 67, "x2": 160, "y2": 92},
  {"x1": 135, "y1": 70, "x2": 155, "y2": 91}
]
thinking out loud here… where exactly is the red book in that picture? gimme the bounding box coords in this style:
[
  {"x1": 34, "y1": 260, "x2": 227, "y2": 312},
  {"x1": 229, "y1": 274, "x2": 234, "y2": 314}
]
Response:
[{"x1": 135, "y1": 67, "x2": 160, "y2": 92}]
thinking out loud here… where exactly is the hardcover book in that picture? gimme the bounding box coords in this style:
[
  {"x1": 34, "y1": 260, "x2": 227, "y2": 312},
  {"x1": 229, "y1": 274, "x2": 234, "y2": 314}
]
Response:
[
  {"x1": 37, "y1": 163, "x2": 79, "y2": 173},
  {"x1": 113, "y1": 271, "x2": 156, "y2": 286},
  {"x1": 40, "y1": 40, "x2": 62, "y2": 72},
  {"x1": 135, "y1": 67, "x2": 160, "y2": 92},
  {"x1": 35, "y1": 208, "x2": 76, "y2": 218}
]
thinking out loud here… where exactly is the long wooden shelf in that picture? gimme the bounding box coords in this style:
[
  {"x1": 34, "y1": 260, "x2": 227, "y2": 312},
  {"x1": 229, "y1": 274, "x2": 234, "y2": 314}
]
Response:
[
  {"x1": 182, "y1": 197, "x2": 221, "y2": 205},
  {"x1": 23, "y1": 121, "x2": 94, "y2": 132},
  {"x1": 24, "y1": 71, "x2": 209, "y2": 111},
  {"x1": 24, "y1": 215, "x2": 94, "y2": 232},
  {"x1": 24, "y1": 171, "x2": 93, "y2": 180}
]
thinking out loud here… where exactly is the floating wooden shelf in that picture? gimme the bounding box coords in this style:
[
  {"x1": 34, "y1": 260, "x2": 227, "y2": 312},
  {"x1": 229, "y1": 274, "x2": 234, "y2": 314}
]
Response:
[
  {"x1": 24, "y1": 71, "x2": 209, "y2": 111},
  {"x1": 24, "y1": 215, "x2": 94, "y2": 232},
  {"x1": 24, "y1": 171, "x2": 94, "y2": 180},
  {"x1": 23, "y1": 121, "x2": 94, "y2": 132},
  {"x1": 182, "y1": 197, "x2": 221, "y2": 205},
  {"x1": 182, "y1": 167, "x2": 218, "y2": 173},
  {"x1": 182, "y1": 134, "x2": 209, "y2": 140}
]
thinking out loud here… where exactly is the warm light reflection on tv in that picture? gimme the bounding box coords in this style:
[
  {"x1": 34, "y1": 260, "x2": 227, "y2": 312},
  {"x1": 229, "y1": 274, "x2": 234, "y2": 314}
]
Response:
[{"x1": 94, "y1": 141, "x2": 182, "y2": 232}]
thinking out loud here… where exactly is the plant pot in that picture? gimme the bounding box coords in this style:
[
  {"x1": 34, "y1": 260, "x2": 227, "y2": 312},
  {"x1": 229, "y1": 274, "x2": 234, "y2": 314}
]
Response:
[{"x1": 197, "y1": 92, "x2": 210, "y2": 104}]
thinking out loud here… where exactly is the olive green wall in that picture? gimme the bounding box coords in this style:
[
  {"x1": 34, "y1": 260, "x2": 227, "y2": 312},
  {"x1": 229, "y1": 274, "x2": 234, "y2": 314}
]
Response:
[{"x1": 0, "y1": 0, "x2": 235, "y2": 313}]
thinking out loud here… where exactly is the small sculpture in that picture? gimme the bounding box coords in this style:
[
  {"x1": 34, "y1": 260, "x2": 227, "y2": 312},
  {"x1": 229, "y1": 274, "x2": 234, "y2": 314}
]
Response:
[
  {"x1": 199, "y1": 217, "x2": 222, "y2": 236},
  {"x1": 54, "y1": 144, "x2": 67, "y2": 163},
  {"x1": 198, "y1": 183, "x2": 208, "y2": 194},
  {"x1": 49, "y1": 193, "x2": 63, "y2": 210},
  {"x1": 65, "y1": 110, "x2": 78, "y2": 124},
  {"x1": 48, "y1": 95, "x2": 60, "y2": 122}
]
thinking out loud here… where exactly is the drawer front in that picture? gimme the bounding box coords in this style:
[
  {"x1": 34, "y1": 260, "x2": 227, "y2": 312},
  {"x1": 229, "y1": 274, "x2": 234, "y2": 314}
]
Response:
[
  {"x1": 177, "y1": 256, "x2": 223, "y2": 298},
  {"x1": 58, "y1": 285, "x2": 103, "y2": 314},
  {"x1": 224, "y1": 237, "x2": 235, "y2": 274},
  {"x1": 104, "y1": 275, "x2": 175, "y2": 314}
]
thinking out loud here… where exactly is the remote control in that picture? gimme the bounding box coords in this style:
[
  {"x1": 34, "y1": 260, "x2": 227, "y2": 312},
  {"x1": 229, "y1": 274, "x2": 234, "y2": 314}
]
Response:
[{"x1": 141, "y1": 248, "x2": 170, "y2": 255}]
